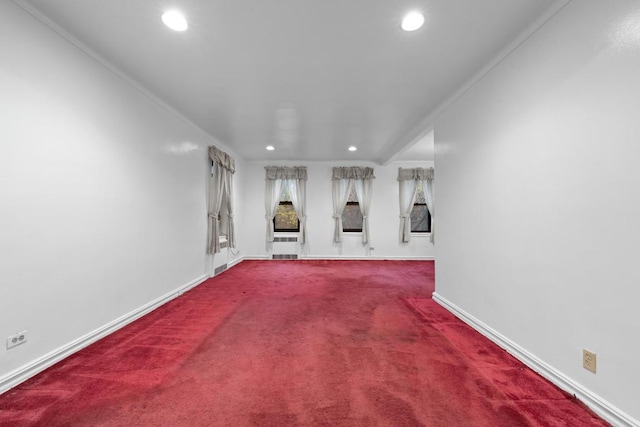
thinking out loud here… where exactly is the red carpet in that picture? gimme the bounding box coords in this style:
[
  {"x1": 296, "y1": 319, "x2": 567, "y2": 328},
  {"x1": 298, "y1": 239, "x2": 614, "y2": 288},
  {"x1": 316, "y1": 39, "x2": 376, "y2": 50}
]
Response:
[{"x1": 0, "y1": 260, "x2": 607, "y2": 426}]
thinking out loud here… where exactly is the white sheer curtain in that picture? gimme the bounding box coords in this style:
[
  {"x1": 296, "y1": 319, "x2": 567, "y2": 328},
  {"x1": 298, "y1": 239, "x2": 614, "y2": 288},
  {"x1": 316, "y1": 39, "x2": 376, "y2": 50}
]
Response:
[
  {"x1": 332, "y1": 178, "x2": 353, "y2": 243},
  {"x1": 287, "y1": 178, "x2": 307, "y2": 244},
  {"x1": 332, "y1": 167, "x2": 375, "y2": 244},
  {"x1": 207, "y1": 146, "x2": 235, "y2": 254},
  {"x1": 354, "y1": 178, "x2": 373, "y2": 245},
  {"x1": 398, "y1": 177, "x2": 419, "y2": 244},
  {"x1": 264, "y1": 178, "x2": 283, "y2": 243},
  {"x1": 208, "y1": 164, "x2": 225, "y2": 254},
  {"x1": 224, "y1": 167, "x2": 235, "y2": 248},
  {"x1": 397, "y1": 167, "x2": 434, "y2": 244},
  {"x1": 422, "y1": 170, "x2": 435, "y2": 243},
  {"x1": 264, "y1": 166, "x2": 307, "y2": 243}
]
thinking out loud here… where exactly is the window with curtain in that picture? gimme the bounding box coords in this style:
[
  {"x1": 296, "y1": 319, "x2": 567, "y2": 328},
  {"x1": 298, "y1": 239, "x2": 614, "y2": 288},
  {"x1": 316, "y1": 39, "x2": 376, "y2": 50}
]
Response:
[
  {"x1": 398, "y1": 167, "x2": 434, "y2": 244},
  {"x1": 332, "y1": 166, "x2": 375, "y2": 244},
  {"x1": 411, "y1": 181, "x2": 431, "y2": 233},
  {"x1": 274, "y1": 186, "x2": 300, "y2": 232},
  {"x1": 342, "y1": 185, "x2": 363, "y2": 232},
  {"x1": 207, "y1": 146, "x2": 236, "y2": 254},
  {"x1": 265, "y1": 166, "x2": 308, "y2": 244}
]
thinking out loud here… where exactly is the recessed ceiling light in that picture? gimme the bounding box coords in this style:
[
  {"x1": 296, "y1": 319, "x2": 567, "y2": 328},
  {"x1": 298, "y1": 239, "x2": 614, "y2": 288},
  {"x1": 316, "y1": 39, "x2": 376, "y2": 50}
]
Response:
[
  {"x1": 162, "y1": 10, "x2": 188, "y2": 31},
  {"x1": 266, "y1": 145, "x2": 275, "y2": 151},
  {"x1": 348, "y1": 146, "x2": 357, "y2": 152},
  {"x1": 402, "y1": 11, "x2": 424, "y2": 32}
]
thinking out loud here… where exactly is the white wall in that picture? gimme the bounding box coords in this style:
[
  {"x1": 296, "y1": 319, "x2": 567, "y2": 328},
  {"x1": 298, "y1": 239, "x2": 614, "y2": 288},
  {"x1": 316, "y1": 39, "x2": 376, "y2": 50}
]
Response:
[
  {"x1": 240, "y1": 161, "x2": 434, "y2": 259},
  {"x1": 434, "y1": 0, "x2": 640, "y2": 424},
  {"x1": 0, "y1": 2, "x2": 239, "y2": 385}
]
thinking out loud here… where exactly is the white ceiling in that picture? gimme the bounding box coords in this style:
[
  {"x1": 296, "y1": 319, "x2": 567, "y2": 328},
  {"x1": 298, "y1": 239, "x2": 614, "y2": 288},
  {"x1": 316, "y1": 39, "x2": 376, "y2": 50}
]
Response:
[{"x1": 18, "y1": 0, "x2": 563, "y2": 163}]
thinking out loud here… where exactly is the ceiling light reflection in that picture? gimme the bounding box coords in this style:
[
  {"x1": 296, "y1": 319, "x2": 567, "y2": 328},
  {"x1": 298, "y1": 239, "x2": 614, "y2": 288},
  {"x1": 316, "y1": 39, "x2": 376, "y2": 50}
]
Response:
[
  {"x1": 402, "y1": 11, "x2": 425, "y2": 32},
  {"x1": 162, "y1": 10, "x2": 188, "y2": 31}
]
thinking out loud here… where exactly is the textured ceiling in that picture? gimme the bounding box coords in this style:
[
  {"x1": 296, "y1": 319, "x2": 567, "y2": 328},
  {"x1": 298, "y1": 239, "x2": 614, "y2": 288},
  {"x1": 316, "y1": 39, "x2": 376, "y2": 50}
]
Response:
[{"x1": 18, "y1": 0, "x2": 565, "y2": 163}]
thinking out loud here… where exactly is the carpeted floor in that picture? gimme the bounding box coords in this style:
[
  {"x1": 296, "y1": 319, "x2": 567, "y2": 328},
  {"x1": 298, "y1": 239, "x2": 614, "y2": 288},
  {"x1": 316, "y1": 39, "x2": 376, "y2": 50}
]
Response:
[{"x1": 0, "y1": 260, "x2": 608, "y2": 426}]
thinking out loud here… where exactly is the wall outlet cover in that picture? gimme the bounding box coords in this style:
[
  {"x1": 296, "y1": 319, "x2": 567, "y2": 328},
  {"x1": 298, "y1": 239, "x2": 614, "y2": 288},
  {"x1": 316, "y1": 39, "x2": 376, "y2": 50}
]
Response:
[
  {"x1": 583, "y1": 349, "x2": 596, "y2": 373},
  {"x1": 6, "y1": 330, "x2": 28, "y2": 350}
]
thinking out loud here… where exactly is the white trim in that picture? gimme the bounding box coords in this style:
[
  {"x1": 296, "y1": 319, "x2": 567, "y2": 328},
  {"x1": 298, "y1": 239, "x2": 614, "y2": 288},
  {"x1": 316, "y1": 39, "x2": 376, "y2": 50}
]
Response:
[
  {"x1": 227, "y1": 256, "x2": 244, "y2": 269},
  {"x1": 0, "y1": 274, "x2": 208, "y2": 395},
  {"x1": 432, "y1": 292, "x2": 639, "y2": 427},
  {"x1": 307, "y1": 256, "x2": 434, "y2": 261},
  {"x1": 247, "y1": 255, "x2": 435, "y2": 261}
]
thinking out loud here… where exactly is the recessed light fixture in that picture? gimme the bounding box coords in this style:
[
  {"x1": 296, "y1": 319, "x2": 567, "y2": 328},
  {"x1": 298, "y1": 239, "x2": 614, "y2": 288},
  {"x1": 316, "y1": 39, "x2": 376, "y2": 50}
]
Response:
[
  {"x1": 162, "y1": 10, "x2": 188, "y2": 31},
  {"x1": 402, "y1": 11, "x2": 424, "y2": 32},
  {"x1": 266, "y1": 145, "x2": 275, "y2": 151},
  {"x1": 348, "y1": 146, "x2": 357, "y2": 152}
]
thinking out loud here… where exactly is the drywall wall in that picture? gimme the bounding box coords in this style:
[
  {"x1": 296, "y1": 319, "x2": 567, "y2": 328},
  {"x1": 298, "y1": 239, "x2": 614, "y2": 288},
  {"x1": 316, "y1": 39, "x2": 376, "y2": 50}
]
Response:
[
  {"x1": 0, "y1": 2, "x2": 239, "y2": 385},
  {"x1": 434, "y1": 0, "x2": 640, "y2": 423},
  {"x1": 239, "y1": 161, "x2": 434, "y2": 259}
]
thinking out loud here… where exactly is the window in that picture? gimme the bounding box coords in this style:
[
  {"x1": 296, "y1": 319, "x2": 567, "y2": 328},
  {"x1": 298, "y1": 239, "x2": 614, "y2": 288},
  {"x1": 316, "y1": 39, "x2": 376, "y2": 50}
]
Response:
[
  {"x1": 342, "y1": 185, "x2": 363, "y2": 232},
  {"x1": 274, "y1": 186, "x2": 300, "y2": 232},
  {"x1": 411, "y1": 181, "x2": 431, "y2": 233}
]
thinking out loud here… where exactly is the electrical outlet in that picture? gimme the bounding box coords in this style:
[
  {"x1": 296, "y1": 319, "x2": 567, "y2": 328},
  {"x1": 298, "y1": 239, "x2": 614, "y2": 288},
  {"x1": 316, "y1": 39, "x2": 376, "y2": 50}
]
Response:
[
  {"x1": 6, "y1": 330, "x2": 28, "y2": 350},
  {"x1": 583, "y1": 349, "x2": 596, "y2": 373}
]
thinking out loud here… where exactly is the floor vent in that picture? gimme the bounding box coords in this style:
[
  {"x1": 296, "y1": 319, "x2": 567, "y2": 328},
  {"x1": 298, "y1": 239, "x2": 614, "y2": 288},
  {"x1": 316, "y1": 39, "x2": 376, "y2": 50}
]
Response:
[
  {"x1": 273, "y1": 236, "x2": 298, "y2": 243},
  {"x1": 272, "y1": 254, "x2": 298, "y2": 260},
  {"x1": 214, "y1": 264, "x2": 228, "y2": 275}
]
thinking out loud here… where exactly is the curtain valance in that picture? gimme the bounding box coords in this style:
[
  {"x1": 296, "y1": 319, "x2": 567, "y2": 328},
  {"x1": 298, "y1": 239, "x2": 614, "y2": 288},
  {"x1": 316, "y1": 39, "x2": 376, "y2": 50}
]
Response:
[
  {"x1": 265, "y1": 166, "x2": 307, "y2": 180},
  {"x1": 332, "y1": 167, "x2": 375, "y2": 180},
  {"x1": 397, "y1": 167, "x2": 433, "y2": 181},
  {"x1": 209, "y1": 146, "x2": 235, "y2": 173}
]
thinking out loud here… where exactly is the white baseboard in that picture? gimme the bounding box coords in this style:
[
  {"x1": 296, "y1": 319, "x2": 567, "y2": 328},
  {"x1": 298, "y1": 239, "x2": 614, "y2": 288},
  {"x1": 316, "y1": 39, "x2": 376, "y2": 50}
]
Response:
[
  {"x1": 211, "y1": 253, "x2": 430, "y2": 265},
  {"x1": 242, "y1": 255, "x2": 434, "y2": 261},
  {"x1": 213, "y1": 255, "x2": 434, "y2": 269},
  {"x1": 0, "y1": 274, "x2": 209, "y2": 395},
  {"x1": 432, "y1": 292, "x2": 639, "y2": 427},
  {"x1": 302, "y1": 256, "x2": 434, "y2": 260},
  {"x1": 227, "y1": 256, "x2": 244, "y2": 269}
]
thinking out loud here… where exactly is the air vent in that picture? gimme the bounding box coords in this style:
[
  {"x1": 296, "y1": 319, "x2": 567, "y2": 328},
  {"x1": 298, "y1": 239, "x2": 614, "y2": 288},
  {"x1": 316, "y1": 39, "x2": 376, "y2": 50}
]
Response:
[
  {"x1": 220, "y1": 241, "x2": 228, "y2": 249},
  {"x1": 273, "y1": 237, "x2": 298, "y2": 243},
  {"x1": 214, "y1": 264, "x2": 228, "y2": 275},
  {"x1": 272, "y1": 254, "x2": 298, "y2": 260}
]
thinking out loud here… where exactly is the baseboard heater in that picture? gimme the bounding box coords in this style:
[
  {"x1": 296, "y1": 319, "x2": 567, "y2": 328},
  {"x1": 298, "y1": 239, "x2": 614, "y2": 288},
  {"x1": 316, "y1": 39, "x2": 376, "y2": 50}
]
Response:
[
  {"x1": 272, "y1": 254, "x2": 298, "y2": 260},
  {"x1": 273, "y1": 237, "x2": 298, "y2": 243},
  {"x1": 214, "y1": 264, "x2": 228, "y2": 275}
]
